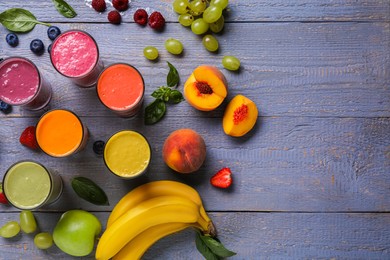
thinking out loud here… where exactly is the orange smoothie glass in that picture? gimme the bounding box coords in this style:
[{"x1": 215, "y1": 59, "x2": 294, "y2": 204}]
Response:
[
  {"x1": 97, "y1": 63, "x2": 145, "y2": 117},
  {"x1": 36, "y1": 109, "x2": 89, "y2": 157}
]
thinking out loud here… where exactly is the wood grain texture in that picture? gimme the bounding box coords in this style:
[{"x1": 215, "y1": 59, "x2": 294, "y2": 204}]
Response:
[
  {"x1": 0, "y1": 0, "x2": 389, "y2": 259},
  {"x1": 1, "y1": 22, "x2": 389, "y2": 118},
  {"x1": 0, "y1": 212, "x2": 389, "y2": 259}
]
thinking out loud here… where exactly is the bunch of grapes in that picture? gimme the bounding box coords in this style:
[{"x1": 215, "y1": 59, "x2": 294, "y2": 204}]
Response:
[{"x1": 172, "y1": 0, "x2": 228, "y2": 52}]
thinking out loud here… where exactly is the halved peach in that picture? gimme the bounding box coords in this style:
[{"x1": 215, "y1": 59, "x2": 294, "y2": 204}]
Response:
[
  {"x1": 223, "y1": 94, "x2": 258, "y2": 137},
  {"x1": 184, "y1": 65, "x2": 228, "y2": 111}
]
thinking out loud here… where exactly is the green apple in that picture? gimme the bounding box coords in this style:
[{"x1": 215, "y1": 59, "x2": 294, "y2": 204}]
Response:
[{"x1": 53, "y1": 210, "x2": 101, "y2": 257}]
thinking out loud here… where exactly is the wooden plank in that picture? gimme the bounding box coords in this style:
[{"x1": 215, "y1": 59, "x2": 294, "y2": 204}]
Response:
[
  {"x1": 1, "y1": 22, "x2": 389, "y2": 118},
  {"x1": 0, "y1": 116, "x2": 388, "y2": 212},
  {"x1": 0, "y1": 212, "x2": 389, "y2": 259},
  {"x1": 0, "y1": 0, "x2": 389, "y2": 22}
]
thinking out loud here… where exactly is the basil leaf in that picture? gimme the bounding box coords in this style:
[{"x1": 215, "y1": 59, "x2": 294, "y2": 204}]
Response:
[
  {"x1": 167, "y1": 61, "x2": 180, "y2": 88},
  {"x1": 169, "y1": 90, "x2": 184, "y2": 104},
  {"x1": 200, "y1": 234, "x2": 236, "y2": 257},
  {"x1": 196, "y1": 232, "x2": 220, "y2": 260},
  {"x1": 144, "y1": 99, "x2": 166, "y2": 125},
  {"x1": 71, "y1": 177, "x2": 109, "y2": 206},
  {"x1": 0, "y1": 8, "x2": 50, "y2": 33},
  {"x1": 151, "y1": 87, "x2": 171, "y2": 101},
  {"x1": 52, "y1": 0, "x2": 77, "y2": 18}
]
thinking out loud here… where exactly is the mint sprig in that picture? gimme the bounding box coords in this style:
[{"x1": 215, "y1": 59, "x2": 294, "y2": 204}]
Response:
[
  {"x1": 196, "y1": 231, "x2": 236, "y2": 260},
  {"x1": 144, "y1": 62, "x2": 184, "y2": 125}
]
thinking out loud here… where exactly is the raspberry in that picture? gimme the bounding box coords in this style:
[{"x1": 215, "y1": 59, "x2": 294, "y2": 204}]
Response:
[
  {"x1": 133, "y1": 9, "x2": 148, "y2": 26},
  {"x1": 92, "y1": 0, "x2": 107, "y2": 12},
  {"x1": 108, "y1": 10, "x2": 121, "y2": 24},
  {"x1": 148, "y1": 11, "x2": 165, "y2": 30},
  {"x1": 112, "y1": 0, "x2": 129, "y2": 11}
]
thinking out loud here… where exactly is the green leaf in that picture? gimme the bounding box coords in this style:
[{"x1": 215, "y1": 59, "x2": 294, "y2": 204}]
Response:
[
  {"x1": 196, "y1": 232, "x2": 220, "y2": 260},
  {"x1": 71, "y1": 177, "x2": 109, "y2": 206},
  {"x1": 169, "y1": 90, "x2": 184, "y2": 104},
  {"x1": 0, "y1": 8, "x2": 50, "y2": 32},
  {"x1": 167, "y1": 61, "x2": 180, "y2": 88},
  {"x1": 200, "y1": 234, "x2": 237, "y2": 258},
  {"x1": 144, "y1": 99, "x2": 166, "y2": 125},
  {"x1": 151, "y1": 87, "x2": 172, "y2": 101},
  {"x1": 52, "y1": 0, "x2": 77, "y2": 18}
]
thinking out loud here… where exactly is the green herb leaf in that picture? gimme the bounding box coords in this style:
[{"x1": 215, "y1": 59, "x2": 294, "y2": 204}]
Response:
[
  {"x1": 196, "y1": 232, "x2": 220, "y2": 260},
  {"x1": 151, "y1": 87, "x2": 172, "y2": 101},
  {"x1": 144, "y1": 99, "x2": 166, "y2": 125},
  {"x1": 169, "y1": 90, "x2": 184, "y2": 104},
  {"x1": 200, "y1": 234, "x2": 237, "y2": 257},
  {"x1": 71, "y1": 177, "x2": 109, "y2": 206},
  {"x1": 52, "y1": 0, "x2": 77, "y2": 18},
  {"x1": 167, "y1": 61, "x2": 180, "y2": 88},
  {"x1": 0, "y1": 8, "x2": 50, "y2": 32}
]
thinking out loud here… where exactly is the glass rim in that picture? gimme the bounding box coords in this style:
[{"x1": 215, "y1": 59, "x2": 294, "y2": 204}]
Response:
[
  {"x1": 50, "y1": 29, "x2": 100, "y2": 79},
  {"x1": 103, "y1": 130, "x2": 151, "y2": 179},
  {"x1": 0, "y1": 56, "x2": 43, "y2": 106},
  {"x1": 96, "y1": 63, "x2": 145, "y2": 112},
  {"x1": 36, "y1": 109, "x2": 87, "y2": 158},
  {"x1": 2, "y1": 160, "x2": 54, "y2": 210}
]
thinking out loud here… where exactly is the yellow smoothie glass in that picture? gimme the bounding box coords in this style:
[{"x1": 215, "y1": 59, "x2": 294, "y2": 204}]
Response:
[
  {"x1": 36, "y1": 109, "x2": 89, "y2": 157},
  {"x1": 2, "y1": 161, "x2": 63, "y2": 210},
  {"x1": 104, "y1": 130, "x2": 151, "y2": 178}
]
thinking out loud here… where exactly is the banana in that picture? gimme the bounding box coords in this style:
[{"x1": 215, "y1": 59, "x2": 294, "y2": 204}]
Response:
[
  {"x1": 95, "y1": 195, "x2": 207, "y2": 260},
  {"x1": 112, "y1": 222, "x2": 201, "y2": 260},
  {"x1": 106, "y1": 180, "x2": 212, "y2": 230}
]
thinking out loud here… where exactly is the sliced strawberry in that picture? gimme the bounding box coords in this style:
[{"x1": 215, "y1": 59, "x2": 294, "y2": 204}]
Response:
[
  {"x1": 210, "y1": 167, "x2": 232, "y2": 188},
  {"x1": 0, "y1": 184, "x2": 8, "y2": 204},
  {"x1": 19, "y1": 126, "x2": 39, "y2": 150}
]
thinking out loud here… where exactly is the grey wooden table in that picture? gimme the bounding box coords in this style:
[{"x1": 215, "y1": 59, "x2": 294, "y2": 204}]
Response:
[{"x1": 0, "y1": 0, "x2": 389, "y2": 259}]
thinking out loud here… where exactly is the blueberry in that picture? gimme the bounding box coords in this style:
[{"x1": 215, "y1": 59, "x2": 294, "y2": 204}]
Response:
[
  {"x1": 6, "y1": 33, "x2": 19, "y2": 47},
  {"x1": 0, "y1": 101, "x2": 12, "y2": 114},
  {"x1": 48, "y1": 43, "x2": 52, "y2": 54},
  {"x1": 93, "y1": 140, "x2": 105, "y2": 155},
  {"x1": 30, "y1": 39, "x2": 45, "y2": 55},
  {"x1": 47, "y1": 26, "x2": 61, "y2": 41}
]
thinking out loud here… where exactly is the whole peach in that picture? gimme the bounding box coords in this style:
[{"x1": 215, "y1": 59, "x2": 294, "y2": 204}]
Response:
[{"x1": 162, "y1": 129, "x2": 206, "y2": 173}]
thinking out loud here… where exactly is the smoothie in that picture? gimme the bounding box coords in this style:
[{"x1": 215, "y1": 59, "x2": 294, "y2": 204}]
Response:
[
  {"x1": 3, "y1": 161, "x2": 63, "y2": 210},
  {"x1": 104, "y1": 130, "x2": 151, "y2": 178},
  {"x1": 36, "y1": 109, "x2": 88, "y2": 157},
  {"x1": 50, "y1": 30, "x2": 103, "y2": 87},
  {"x1": 0, "y1": 57, "x2": 52, "y2": 110},
  {"x1": 97, "y1": 64, "x2": 144, "y2": 117}
]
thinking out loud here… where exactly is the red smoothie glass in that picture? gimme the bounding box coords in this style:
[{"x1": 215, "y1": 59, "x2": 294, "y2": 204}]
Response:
[
  {"x1": 97, "y1": 63, "x2": 145, "y2": 117},
  {"x1": 50, "y1": 30, "x2": 104, "y2": 88},
  {"x1": 0, "y1": 57, "x2": 52, "y2": 110}
]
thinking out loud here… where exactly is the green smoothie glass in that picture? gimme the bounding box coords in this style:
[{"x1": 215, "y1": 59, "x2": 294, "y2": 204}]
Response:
[{"x1": 2, "y1": 161, "x2": 63, "y2": 210}]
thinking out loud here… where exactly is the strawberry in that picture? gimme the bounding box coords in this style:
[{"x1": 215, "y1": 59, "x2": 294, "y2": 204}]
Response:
[
  {"x1": 19, "y1": 126, "x2": 39, "y2": 150},
  {"x1": 0, "y1": 184, "x2": 8, "y2": 204},
  {"x1": 210, "y1": 167, "x2": 233, "y2": 188}
]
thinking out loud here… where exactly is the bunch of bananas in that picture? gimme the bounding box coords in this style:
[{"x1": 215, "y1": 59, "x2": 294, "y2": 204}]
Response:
[{"x1": 95, "y1": 180, "x2": 216, "y2": 260}]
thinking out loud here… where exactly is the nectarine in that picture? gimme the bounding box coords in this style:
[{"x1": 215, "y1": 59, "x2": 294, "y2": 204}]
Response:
[
  {"x1": 184, "y1": 65, "x2": 228, "y2": 111},
  {"x1": 223, "y1": 94, "x2": 258, "y2": 137},
  {"x1": 162, "y1": 129, "x2": 206, "y2": 173}
]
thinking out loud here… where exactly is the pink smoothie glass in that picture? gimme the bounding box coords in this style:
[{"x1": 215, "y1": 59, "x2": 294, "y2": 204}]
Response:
[
  {"x1": 0, "y1": 57, "x2": 52, "y2": 110},
  {"x1": 50, "y1": 30, "x2": 104, "y2": 88}
]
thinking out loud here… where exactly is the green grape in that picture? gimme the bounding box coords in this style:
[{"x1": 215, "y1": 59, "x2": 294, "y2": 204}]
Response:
[
  {"x1": 222, "y1": 55, "x2": 241, "y2": 71},
  {"x1": 173, "y1": 0, "x2": 189, "y2": 14},
  {"x1": 178, "y1": 13, "x2": 194, "y2": 27},
  {"x1": 165, "y1": 38, "x2": 184, "y2": 55},
  {"x1": 34, "y1": 232, "x2": 53, "y2": 250},
  {"x1": 210, "y1": 0, "x2": 229, "y2": 10},
  {"x1": 202, "y1": 34, "x2": 219, "y2": 52},
  {"x1": 0, "y1": 221, "x2": 20, "y2": 238},
  {"x1": 143, "y1": 46, "x2": 159, "y2": 60},
  {"x1": 209, "y1": 15, "x2": 224, "y2": 33},
  {"x1": 20, "y1": 210, "x2": 37, "y2": 234},
  {"x1": 191, "y1": 18, "x2": 209, "y2": 35},
  {"x1": 189, "y1": 0, "x2": 207, "y2": 14},
  {"x1": 203, "y1": 5, "x2": 222, "y2": 23}
]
